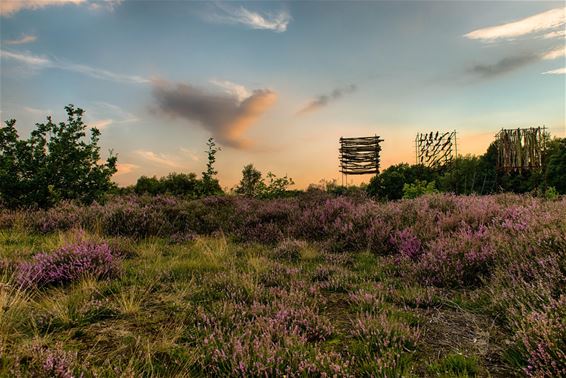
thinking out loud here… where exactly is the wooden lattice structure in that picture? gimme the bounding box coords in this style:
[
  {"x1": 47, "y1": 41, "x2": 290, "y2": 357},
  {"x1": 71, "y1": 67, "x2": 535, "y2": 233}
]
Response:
[
  {"x1": 339, "y1": 136, "x2": 384, "y2": 184},
  {"x1": 496, "y1": 127, "x2": 546, "y2": 173},
  {"x1": 415, "y1": 131, "x2": 457, "y2": 167}
]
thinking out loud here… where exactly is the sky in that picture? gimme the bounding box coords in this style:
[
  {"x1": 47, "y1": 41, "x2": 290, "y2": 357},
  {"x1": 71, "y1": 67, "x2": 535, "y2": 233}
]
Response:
[{"x1": 1, "y1": 0, "x2": 565, "y2": 189}]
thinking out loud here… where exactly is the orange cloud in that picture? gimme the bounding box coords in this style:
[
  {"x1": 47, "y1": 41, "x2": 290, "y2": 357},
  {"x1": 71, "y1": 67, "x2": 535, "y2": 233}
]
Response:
[
  {"x1": 152, "y1": 79, "x2": 277, "y2": 149},
  {"x1": 1, "y1": 0, "x2": 85, "y2": 16}
]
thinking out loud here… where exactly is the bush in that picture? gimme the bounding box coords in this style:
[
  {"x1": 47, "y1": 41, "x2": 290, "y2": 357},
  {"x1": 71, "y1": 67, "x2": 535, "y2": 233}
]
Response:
[
  {"x1": 273, "y1": 239, "x2": 307, "y2": 261},
  {"x1": 235, "y1": 164, "x2": 294, "y2": 198},
  {"x1": 402, "y1": 180, "x2": 438, "y2": 199},
  {"x1": 545, "y1": 137, "x2": 566, "y2": 194},
  {"x1": 0, "y1": 105, "x2": 117, "y2": 208},
  {"x1": 17, "y1": 241, "x2": 120, "y2": 289},
  {"x1": 367, "y1": 164, "x2": 437, "y2": 200}
]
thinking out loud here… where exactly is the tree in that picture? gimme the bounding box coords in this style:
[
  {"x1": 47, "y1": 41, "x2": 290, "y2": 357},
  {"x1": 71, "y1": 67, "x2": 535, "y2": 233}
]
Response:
[
  {"x1": 235, "y1": 164, "x2": 264, "y2": 197},
  {"x1": 0, "y1": 105, "x2": 117, "y2": 208},
  {"x1": 201, "y1": 137, "x2": 222, "y2": 195},
  {"x1": 545, "y1": 137, "x2": 566, "y2": 194},
  {"x1": 234, "y1": 164, "x2": 294, "y2": 198},
  {"x1": 367, "y1": 163, "x2": 438, "y2": 200},
  {"x1": 402, "y1": 180, "x2": 438, "y2": 199}
]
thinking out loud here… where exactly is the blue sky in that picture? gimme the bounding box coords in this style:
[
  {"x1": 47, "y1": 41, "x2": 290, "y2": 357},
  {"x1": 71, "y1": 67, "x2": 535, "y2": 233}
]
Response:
[{"x1": 1, "y1": 1, "x2": 565, "y2": 187}]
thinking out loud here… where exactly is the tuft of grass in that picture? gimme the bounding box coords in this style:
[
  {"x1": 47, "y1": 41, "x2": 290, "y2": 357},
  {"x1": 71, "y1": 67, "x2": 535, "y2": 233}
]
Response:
[
  {"x1": 427, "y1": 353, "x2": 480, "y2": 377},
  {"x1": 300, "y1": 245, "x2": 320, "y2": 261},
  {"x1": 112, "y1": 286, "x2": 147, "y2": 316}
]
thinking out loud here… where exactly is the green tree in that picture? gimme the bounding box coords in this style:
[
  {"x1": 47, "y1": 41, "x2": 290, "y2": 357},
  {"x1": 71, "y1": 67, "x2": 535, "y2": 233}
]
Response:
[
  {"x1": 367, "y1": 163, "x2": 437, "y2": 200},
  {"x1": 201, "y1": 137, "x2": 222, "y2": 195},
  {"x1": 235, "y1": 164, "x2": 264, "y2": 197},
  {"x1": 0, "y1": 105, "x2": 117, "y2": 208},
  {"x1": 403, "y1": 180, "x2": 438, "y2": 199},
  {"x1": 545, "y1": 137, "x2": 566, "y2": 194},
  {"x1": 439, "y1": 155, "x2": 483, "y2": 195},
  {"x1": 235, "y1": 164, "x2": 294, "y2": 198},
  {"x1": 134, "y1": 176, "x2": 162, "y2": 195}
]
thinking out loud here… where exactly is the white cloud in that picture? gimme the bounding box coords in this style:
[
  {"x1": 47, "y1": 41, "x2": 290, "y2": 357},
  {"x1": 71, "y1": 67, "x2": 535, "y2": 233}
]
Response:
[
  {"x1": 542, "y1": 46, "x2": 566, "y2": 60},
  {"x1": 87, "y1": 102, "x2": 139, "y2": 130},
  {"x1": 465, "y1": 7, "x2": 566, "y2": 41},
  {"x1": 88, "y1": 0, "x2": 122, "y2": 12},
  {"x1": 210, "y1": 79, "x2": 251, "y2": 102},
  {"x1": 1, "y1": 0, "x2": 85, "y2": 16},
  {"x1": 0, "y1": 49, "x2": 49, "y2": 65},
  {"x1": 543, "y1": 30, "x2": 566, "y2": 39},
  {"x1": 207, "y1": 3, "x2": 291, "y2": 32},
  {"x1": 135, "y1": 150, "x2": 184, "y2": 168},
  {"x1": 542, "y1": 67, "x2": 566, "y2": 75},
  {"x1": 3, "y1": 34, "x2": 37, "y2": 45},
  {"x1": 1, "y1": 48, "x2": 149, "y2": 84},
  {"x1": 56, "y1": 59, "x2": 150, "y2": 84}
]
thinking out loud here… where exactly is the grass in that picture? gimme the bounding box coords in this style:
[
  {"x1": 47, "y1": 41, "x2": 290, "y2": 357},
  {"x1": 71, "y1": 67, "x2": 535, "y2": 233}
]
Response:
[
  {"x1": 0, "y1": 232, "x2": 503, "y2": 376},
  {"x1": 0, "y1": 193, "x2": 563, "y2": 376}
]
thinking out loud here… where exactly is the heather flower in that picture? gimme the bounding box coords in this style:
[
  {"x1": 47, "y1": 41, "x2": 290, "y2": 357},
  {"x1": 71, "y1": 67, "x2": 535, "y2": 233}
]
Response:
[
  {"x1": 272, "y1": 239, "x2": 306, "y2": 261},
  {"x1": 27, "y1": 344, "x2": 81, "y2": 378},
  {"x1": 17, "y1": 241, "x2": 120, "y2": 289}
]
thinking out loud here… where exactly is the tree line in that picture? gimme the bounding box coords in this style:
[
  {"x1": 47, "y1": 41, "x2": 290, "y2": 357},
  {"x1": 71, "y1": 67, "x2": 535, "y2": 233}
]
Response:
[{"x1": 1, "y1": 105, "x2": 564, "y2": 208}]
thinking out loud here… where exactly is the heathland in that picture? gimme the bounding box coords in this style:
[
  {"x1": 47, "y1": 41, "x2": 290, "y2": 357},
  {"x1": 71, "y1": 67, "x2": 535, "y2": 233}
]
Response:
[{"x1": 1, "y1": 193, "x2": 564, "y2": 377}]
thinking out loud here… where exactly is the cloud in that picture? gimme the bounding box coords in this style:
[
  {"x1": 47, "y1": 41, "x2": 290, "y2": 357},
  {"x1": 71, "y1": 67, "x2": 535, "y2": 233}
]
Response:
[
  {"x1": 1, "y1": 48, "x2": 149, "y2": 84},
  {"x1": 23, "y1": 106, "x2": 52, "y2": 115},
  {"x1": 1, "y1": 0, "x2": 85, "y2": 16},
  {"x1": 115, "y1": 163, "x2": 139, "y2": 176},
  {"x1": 90, "y1": 119, "x2": 113, "y2": 130},
  {"x1": 297, "y1": 84, "x2": 357, "y2": 115},
  {"x1": 3, "y1": 34, "x2": 37, "y2": 45},
  {"x1": 542, "y1": 67, "x2": 566, "y2": 75},
  {"x1": 87, "y1": 102, "x2": 139, "y2": 130},
  {"x1": 135, "y1": 150, "x2": 185, "y2": 169},
  {"x1": 210, "y1": 79, "x2": 251, "y2": 102},
  {"x1": 88, "y1": 0, "x2": 122, "y2": 12},
  {"x1": 464, "y1": 7, "x2": 566, "y2": 41},
  {"x1": 543, "y1": 30, "x2": 566, "y2": 39},
  {"x1": 0, "y1": 49, "x2": 49, "y2": 65},
  {"x1": 152, "y1": 79, "x2": 277, "y2": 149},
  {"x1": 206, "y1": 3, "x2": 291, "y2": 32},
  {"x1": 542, "y1": 46, "x2": 566, "y2": 60},
  {"x1": 469, "y1": 54, "x2": 539, "y2": 79}
]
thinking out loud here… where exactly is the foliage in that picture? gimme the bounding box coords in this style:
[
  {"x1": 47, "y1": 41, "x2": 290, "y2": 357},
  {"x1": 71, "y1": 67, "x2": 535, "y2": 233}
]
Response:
[
  {"x1": 545, "y1": 137, "x2": 566, "y2": 194},
  {"x1": 235, "y1": 164, "x2": 294, "y2": 198},
  {"x1": 0, "y1": 193, "x2": 564, "y2": 376},
  {"x1": 134, "y1": 138, "x2": 223, "y2": 198},
  {"x1": 427, "y1": 353, "x2": 480, "y2": 376},
  {"x1": 402, "y1": 180, "x2": 438, "y2": 199},
  {"x1": 235, "y1": 164, "x2": 263, "y2": 197},
  {"x1": 0, "y1": 105, "x2": 117, "y2": 208},
  {"x1": 367, "y1": 163, "x2": 438, "y2": 200},
  {"x1": 201, "y1": 137, "x2": 223, "y2": 196},
  {"x1": 134, "y1": 172, "x2": 202, "y2": 197},
  {"x1": 367, "y1": 137, "x2": 565, "y2": 198},
  {"x1": 439, "y1": 155, "x2": 488, "y2": 195},
  {"x1": 17, "y1": 241, "x2": 120, "y2": 289}
]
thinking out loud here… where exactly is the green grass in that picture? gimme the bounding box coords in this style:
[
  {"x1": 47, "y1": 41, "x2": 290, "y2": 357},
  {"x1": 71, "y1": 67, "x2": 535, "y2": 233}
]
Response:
[
  {"x1": 0, "y1": 229, "x2": 528, "y2": 377},
  {"x1": 427, "y1": 353, "x2": 481, "y2": 377}
]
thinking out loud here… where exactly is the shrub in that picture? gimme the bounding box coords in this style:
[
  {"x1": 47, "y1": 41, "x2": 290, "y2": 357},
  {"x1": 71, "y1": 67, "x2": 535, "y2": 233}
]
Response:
[
  {"x1": 24, "y1": 344, "x2": 81, "y2": 378},
  {"x1": 0, "y1": 105, "x2": 117, "y2": 208},
  {"x1": 17, "y1": 241, "x2": 120, "y2": 289},
  {"x1": 273, "y1": 239, "x2": 306, "y2": 261},
  {"x1": 518, "y1": 296, "x2": 566, "y2": 377},
  {"x1": 402, "y1": 180, "x2": 438, "y2": 199}
]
